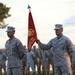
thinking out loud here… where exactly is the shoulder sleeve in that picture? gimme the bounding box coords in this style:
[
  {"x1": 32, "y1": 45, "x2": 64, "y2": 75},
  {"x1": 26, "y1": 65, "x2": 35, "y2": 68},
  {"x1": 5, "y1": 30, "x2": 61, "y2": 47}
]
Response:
[
  {"x1": 39, "y1": 39, "x2": 53, "y2": 50},
  {"x1": 65, "y1": 37, "x2": 73, "y2": 55},
  {"x1": 16, "y1": 38, "x2": 25, "y2": 59}
]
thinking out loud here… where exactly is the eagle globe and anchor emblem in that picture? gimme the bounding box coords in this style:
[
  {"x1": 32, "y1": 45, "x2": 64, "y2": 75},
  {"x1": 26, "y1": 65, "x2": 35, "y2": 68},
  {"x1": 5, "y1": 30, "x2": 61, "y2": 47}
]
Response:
[{"x1": 28, "y1": 29, "x2": 35, "y2": 36}]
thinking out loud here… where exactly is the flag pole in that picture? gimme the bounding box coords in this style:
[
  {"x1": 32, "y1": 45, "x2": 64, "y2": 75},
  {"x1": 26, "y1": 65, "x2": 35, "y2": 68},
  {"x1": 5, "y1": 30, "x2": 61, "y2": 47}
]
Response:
[
  {"x1": 27, "y1": 5, "x2": 31, "y2": 12},
  {"x1": 27, "y1": 5, "x2": 47, "y2": 74}
]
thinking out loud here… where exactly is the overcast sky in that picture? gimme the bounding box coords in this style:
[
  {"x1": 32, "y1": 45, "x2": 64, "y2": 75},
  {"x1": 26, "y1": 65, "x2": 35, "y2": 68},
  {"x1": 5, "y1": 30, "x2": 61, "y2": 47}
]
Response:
[{"x1": 0, "y1": 0, "x2": 75, "y2": 48}]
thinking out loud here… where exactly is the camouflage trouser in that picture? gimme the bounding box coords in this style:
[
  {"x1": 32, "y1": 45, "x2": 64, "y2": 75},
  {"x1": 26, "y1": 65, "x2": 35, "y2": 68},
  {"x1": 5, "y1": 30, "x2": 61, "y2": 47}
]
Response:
[
  {"x1": 54, "y1": 65, "x2": 70, "y2": 75},
  {"x1": 7, "y1": 67, "x2": 23, "y2": 75},
  {"x1": 26, "y1": 62, "x2": 35, "y2": 73}
]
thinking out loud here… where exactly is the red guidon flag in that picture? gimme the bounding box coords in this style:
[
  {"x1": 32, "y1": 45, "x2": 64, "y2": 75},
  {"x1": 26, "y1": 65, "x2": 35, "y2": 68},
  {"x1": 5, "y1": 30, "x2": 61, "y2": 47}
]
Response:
[{"x1": 27, "y1": 11, "x2": 37, "y2": 51}]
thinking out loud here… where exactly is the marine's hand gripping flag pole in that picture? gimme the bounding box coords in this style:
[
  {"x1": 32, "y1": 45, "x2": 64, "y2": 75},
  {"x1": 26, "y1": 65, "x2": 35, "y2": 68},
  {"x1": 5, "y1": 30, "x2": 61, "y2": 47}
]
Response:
[{"x1": 27, "y1": 5, "x2": 37, "y2": 51}]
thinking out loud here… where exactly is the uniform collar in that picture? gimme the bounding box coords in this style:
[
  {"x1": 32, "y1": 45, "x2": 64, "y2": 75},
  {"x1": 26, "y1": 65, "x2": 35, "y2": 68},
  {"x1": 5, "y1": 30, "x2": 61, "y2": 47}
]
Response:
[
  {"x1": 8, "y1": 37, "x2": 15, "y2": 43},
  {"x1": 56, "y1": 34, "x2": 64, "y2": 41}
]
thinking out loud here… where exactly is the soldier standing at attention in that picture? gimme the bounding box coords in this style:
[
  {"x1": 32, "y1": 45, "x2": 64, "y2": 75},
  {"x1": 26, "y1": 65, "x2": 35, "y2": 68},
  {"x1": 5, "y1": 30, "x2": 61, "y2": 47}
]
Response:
[
  {"x1": 48, "y1": 48, "x2": 54, "y2": 75},
  {"x1": 32, "y1": 46, "x2": 40, "y2": 74},
  {"x1": 36, "y1": 24, "x2": 73, "y2": 75},
  {"x1": 26, "y1": 50, "x2": 36, "y2": 75},
  {"x1": 41, "y1": 50, "x2": 49, "y2": 75},
  {"x1": 5, "y1": 26, "x2": 25, "y2": 75}
]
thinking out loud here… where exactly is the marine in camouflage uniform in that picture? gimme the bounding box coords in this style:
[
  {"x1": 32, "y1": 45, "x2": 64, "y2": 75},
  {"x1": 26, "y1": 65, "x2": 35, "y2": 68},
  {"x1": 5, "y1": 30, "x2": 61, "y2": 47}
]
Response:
[
  {"x1": 36, "y1": 49, "x2": 42, "y2": 75},
  {"x1": 48, "y1": 48, "x2": 54, "y2": 74},
  {"x1": 22, "y1": 45, "x2": 27, "y2": 75},
  {"x1": 0, "y1": 51, "x2": 7, "y2": 75},
  {"x1": 5, "y1": 26, "x2": 25, "y2": 75},
  {"x1": 36, "y1": 24, "x2": 73, "y2": 75},
  {"x1": 26, "y1": 50, "x2": 36, "y2": 75},
  {"x1": 44, "y1": 49, "x2": 54, "y2": 75},
  {"x1": 41, "y1": 50, "x2": 49, "y2": 75},
  {"x1": 32, "y1": 46, "x2": 41, "y2": 74}
]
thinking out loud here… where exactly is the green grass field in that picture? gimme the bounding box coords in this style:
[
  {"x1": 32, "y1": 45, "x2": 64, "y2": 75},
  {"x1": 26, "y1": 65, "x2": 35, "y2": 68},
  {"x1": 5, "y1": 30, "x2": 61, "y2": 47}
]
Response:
[
  {"x1": 2, "y1": 71, "x2": 74, "y2": 75},
  {"x1": 30, "y1": 70, "x2": 53, "y2": 75},
  {"x1": 2, "y1": 72, "x2": 75, "y2": 75},
  {"x1": 28, "y1": 71, "x2": 74, "y2": 75},
  {"x1": 2, "y1": 72, "x2": 53, "y2": 75}
]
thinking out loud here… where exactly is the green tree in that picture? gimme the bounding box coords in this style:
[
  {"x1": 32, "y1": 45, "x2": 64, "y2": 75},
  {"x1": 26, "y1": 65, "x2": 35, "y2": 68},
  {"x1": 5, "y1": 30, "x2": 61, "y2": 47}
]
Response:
[{"x1": 0, "y1": 2, "x2": 11, "y2": 29}]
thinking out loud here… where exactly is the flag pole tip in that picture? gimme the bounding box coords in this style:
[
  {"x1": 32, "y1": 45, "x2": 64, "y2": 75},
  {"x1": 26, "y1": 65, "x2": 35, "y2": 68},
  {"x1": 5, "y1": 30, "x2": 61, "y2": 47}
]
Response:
[{"x1": 27, "y1": 5, "x2": 31, "y2": 9}]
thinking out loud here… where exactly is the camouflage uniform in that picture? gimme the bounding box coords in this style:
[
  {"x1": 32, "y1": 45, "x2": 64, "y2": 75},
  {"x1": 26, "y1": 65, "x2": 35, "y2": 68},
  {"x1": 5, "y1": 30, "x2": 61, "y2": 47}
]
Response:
[
  {"x1": 22, "y1": 53, "x2": 27, "y2": 75},
  {"x1": 44, "y1": 49, "x2": 54, "y2": 75},
  {"x1": 39, "y1": 35, "x2": 73, "y2": 75},
  {"x1": 72, "y1": 50, "x2": 75, "y2": 73},
  {"x1": 0, "y1": 51, "x2": 7, "y2": 75},
  {"x1": 36, "y1": 50, "x2": 42, "y2": 75},
  {"x1": 22, "y1": 45, "x2": 27, "y2": 75},
  {"x1": 26, "y1": 50, "x2": 35, "y2": 75},
  {"x1": 41, "y1": 50, "x2": 49, "y2": 75},
  {"x1": 32, "y1": 48, "x2": 41, "y2": 74},
  {"x1": 5, "y1": 37, "x2": 25, "y2": 75},
  {"x1": 48, "y1": 48, "x2": 54, "y2": 74}
]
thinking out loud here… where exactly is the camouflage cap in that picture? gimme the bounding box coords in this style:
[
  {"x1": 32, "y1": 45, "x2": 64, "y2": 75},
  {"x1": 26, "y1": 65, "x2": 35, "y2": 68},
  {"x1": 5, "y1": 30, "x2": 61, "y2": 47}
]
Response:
[
  {"x1": 6, "y1": 26, "x2": 15, "y2": 32},
  {"x1": 54, "y1": 24, "x2": 63, "y2": 30}
]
